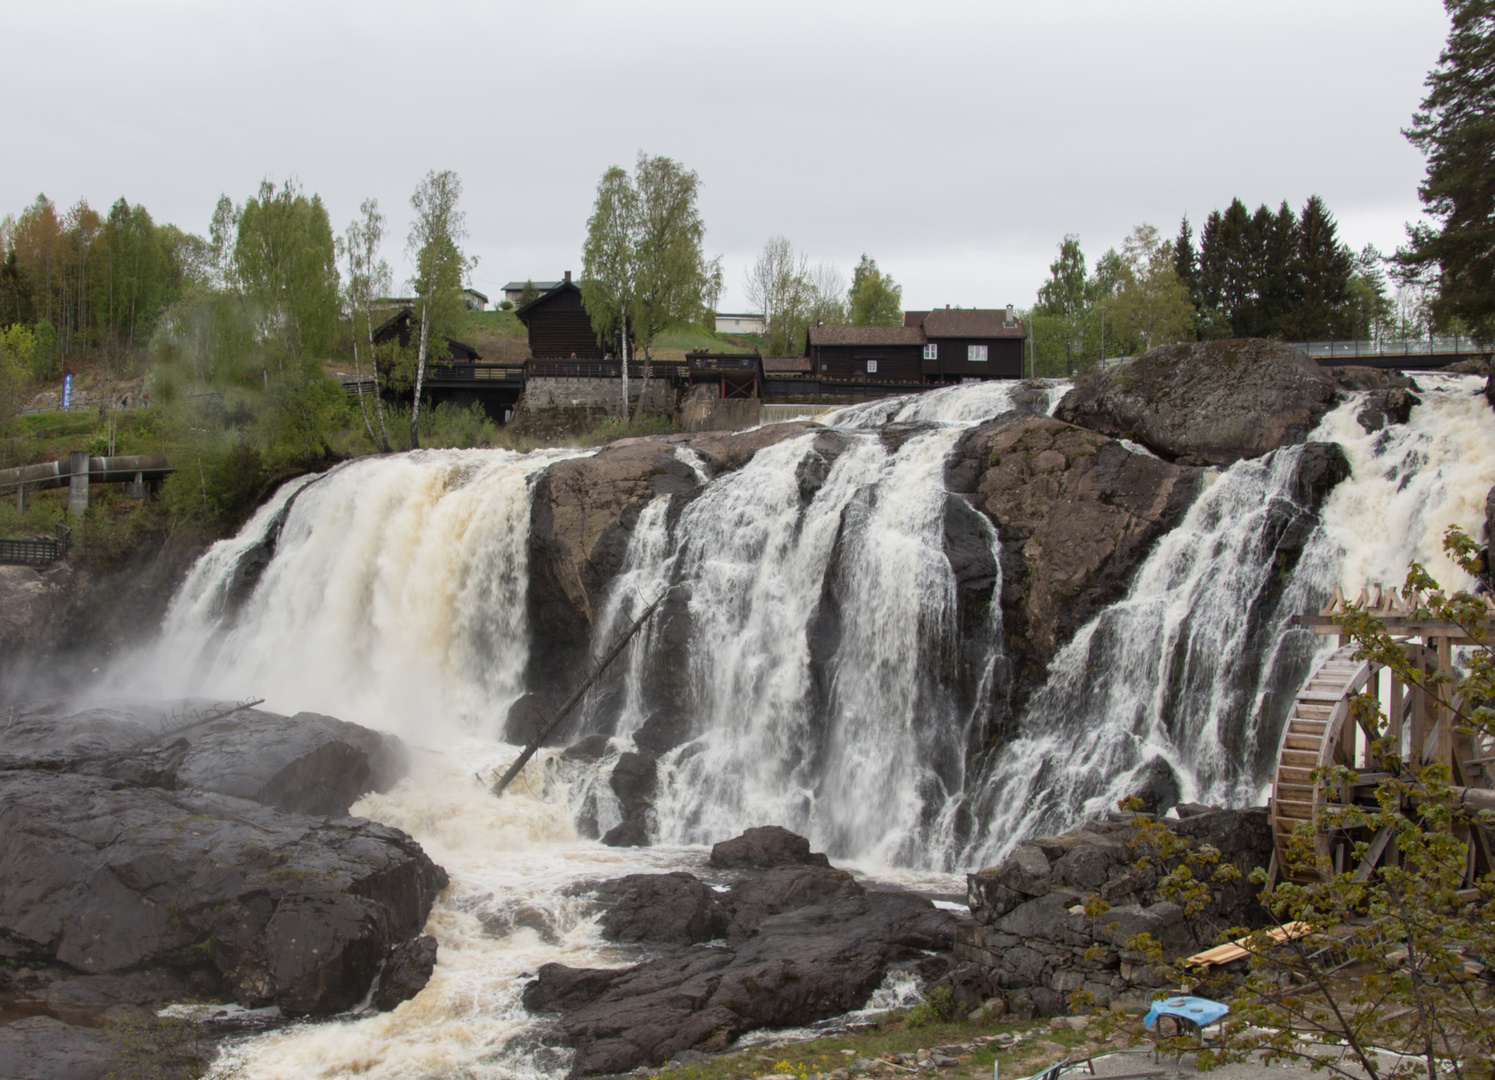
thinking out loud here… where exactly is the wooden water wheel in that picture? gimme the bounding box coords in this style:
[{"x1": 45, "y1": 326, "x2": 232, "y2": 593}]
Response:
[{"x1": 1271, "y1": 585, "x2": 1495, "y2": 885}]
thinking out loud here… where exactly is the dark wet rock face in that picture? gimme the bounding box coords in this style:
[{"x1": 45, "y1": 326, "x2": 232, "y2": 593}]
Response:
[
  {"x1": 525, "y1": 829, "x2": 954, "y2": 1076},
  {"x1": 1329, "y1": 366, "x2": 1416, "y2": 391},
  {"x1": 0, "y1": 1015, "x2": 111, "y2": 1080},
  {"x1": 710, "y1": 825, "x2": 831, "y2": 869},
  {"x1": 1355, "y1": 388, "x2": 1421, "y2": 433},
  {"x1": 1054, "y1": 338, "x2": 1337, "y2": 465},
  {"x1": 592, "y1": 873, "x2": 730, "y2": 946},
  {"x1": 374, "y1": 934, "x2": 439, "y2": 1012},
  {"x1": 948, "y1": 417, "x2": 1203, "y2": 706},
  {"x1": 0, "y1": 701, "x2": 446, "y2": 1020},
  {"x1": 959, "y1": 808, "x2": 1274, "y2": 1015}
]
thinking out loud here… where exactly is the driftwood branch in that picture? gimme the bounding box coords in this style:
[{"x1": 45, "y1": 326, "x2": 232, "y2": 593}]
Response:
[{"x1": 492, "y1": 589, "x2": 671, "y2": 797}]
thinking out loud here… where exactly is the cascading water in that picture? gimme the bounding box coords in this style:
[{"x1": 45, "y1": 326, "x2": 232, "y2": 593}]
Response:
[
  {"x1": 958, "y1": 372, "x2": 1495, "y2": 866},
  {"x1": 139, "y1": 447, "x2": 582, "y2": 740},
  {"x1": 112, "y1": 374, "x2": 1494, "y2": 1079}
]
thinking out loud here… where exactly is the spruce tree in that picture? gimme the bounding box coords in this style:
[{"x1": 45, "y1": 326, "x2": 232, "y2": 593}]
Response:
[
  {"x1": 1284, "y1": 195, "x2": 1354, "y2": 339},
  {"x1": 1173, "y1": 217, "x2": 1200, "y2": 310},
  {"x1": 1397, "y1": 0, "x2": 1495, "y2": 339},
  {"x1": 1214, "y1": 198, "x2": 1256, "y2": 335},
  {"x1": 1256, "y1": 201, "x2": 1300, "y2": 338}
]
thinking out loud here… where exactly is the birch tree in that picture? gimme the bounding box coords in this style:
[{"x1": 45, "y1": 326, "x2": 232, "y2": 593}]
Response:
[
  {"x1": 406, "y1": 170, "x2": 475, "y2": 449},
  {"x1": 338, "y1": 199, "x2": 392, "y2": 451},
  {"x1": 581, "y1": 153, "x2": 719, "y2": 420}
]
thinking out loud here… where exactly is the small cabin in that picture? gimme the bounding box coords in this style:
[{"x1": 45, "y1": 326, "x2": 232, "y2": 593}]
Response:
[
  {"x1": 515, "y1": 273, "x2": 608, "y2": 359},
  {"x1": 371, "y1": 307, "x2": 481, "y2": 361}
]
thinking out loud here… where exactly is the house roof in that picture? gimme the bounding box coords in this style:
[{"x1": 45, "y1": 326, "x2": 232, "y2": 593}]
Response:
[
  {"x1": 762, "y1": 356, "x2": 811, "y2": 373},
  {"x1": 463, "y1": 288, "x2": 489, "y2": 303},
  {"x1": 922, "y1": 309, "x2": 1026, "y2": 338},
  {"x1": 806, "y1": 325, "x2": 927, "y2": 347},
  {"x1": 501, "y1": 280, "x2": 563, "y2": 292},
  {"x1": 903, "y1": 311, "x2": 930, "y2": 329},
  {"x1": 515, "y1": 280, "x2": 584, "y2": 321}
]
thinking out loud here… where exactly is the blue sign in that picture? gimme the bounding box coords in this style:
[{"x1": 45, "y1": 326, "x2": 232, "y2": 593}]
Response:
[{"x1": 62, "y1": 373, "x2": 72, "y2": 411}]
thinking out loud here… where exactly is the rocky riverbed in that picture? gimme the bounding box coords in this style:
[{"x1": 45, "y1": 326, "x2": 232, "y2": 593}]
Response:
[{"x1": 0, "y1": 699, "x2": 448, "y2": 1079}]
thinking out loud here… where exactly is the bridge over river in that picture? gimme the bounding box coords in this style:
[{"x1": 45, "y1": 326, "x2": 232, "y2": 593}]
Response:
[{"x1": 1291, "y1": 335, "x2": 1491, "y2": 370}]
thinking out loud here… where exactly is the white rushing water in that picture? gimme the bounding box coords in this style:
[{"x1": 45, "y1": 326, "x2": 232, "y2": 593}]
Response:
[{"x1": 117, "y1": 375, "x2": 1495, "y2": 1079}]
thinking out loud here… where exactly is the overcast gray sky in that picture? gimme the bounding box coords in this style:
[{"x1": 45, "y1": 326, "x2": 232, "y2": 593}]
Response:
[{"x1": 5, "y1": 0, "x2": 1449, "y2": 313}]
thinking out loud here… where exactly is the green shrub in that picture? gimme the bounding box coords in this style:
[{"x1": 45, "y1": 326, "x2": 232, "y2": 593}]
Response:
[{"x1": 906, "y1": 986, "x2": 957, "y2": 1028}]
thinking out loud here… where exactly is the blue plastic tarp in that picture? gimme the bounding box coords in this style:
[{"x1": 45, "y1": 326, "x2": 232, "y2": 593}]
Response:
[{"x1": 1143, "y1": 995, "x2": 1230, "y2": 1032}]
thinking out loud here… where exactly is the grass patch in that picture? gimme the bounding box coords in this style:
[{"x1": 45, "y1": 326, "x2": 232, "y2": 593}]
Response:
[{"x1": 646, "y1": 1009, "x2": 1130, "y2": 1080}]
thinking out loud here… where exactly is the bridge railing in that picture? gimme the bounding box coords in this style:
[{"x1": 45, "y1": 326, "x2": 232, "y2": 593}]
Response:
[
  {"x1": 0, "y1": 523, "x2": 71, "y2": 567},
  {"x1": 1288, "y1": 336, "x2": 1487, "y2": 359}
]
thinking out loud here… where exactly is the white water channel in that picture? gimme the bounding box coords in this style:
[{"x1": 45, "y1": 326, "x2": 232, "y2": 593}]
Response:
[{"x1": 117, "y1": 374, "x2": 1493, "y2": 1079}]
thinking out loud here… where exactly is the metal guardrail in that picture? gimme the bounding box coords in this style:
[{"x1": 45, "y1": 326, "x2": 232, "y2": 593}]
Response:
[
  {"x1": 526, "y1": 360, "x2": 683, "y2": 381},
  {"x1": 1288, "y1": 336, "x2": 1489, "y2": 359},
  {"x1": 425, "y1": 363, "x2": 525, "y2": 383},
  {"x1": 0, "y1": 523, "x2": 71, "y2": 566}
]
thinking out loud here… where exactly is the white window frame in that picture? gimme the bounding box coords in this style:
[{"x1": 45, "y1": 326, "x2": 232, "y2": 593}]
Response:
[
  {"x1": 866, "y1": 359, "x2": 878, "y2": 374},
  {"x1": 968, "y1": 344, "x2": 989, "y2": 363},
  {"x1": 923, "y1": 343, "x2": 937, "y2": 360}
]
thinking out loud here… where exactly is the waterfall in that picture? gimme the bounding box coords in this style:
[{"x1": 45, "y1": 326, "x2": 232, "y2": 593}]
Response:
[
  {"x1": 115, "y1": 374, "x2": 1495, "y2": 1080},
  {"x1": 137, "y1": 448, "x2": 583, "y2": 743},
  {"x1": 959, "y1": 372, "x2": 1495, "y2": 866}
]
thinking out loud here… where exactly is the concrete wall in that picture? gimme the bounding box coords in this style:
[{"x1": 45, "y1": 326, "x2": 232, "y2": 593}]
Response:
[
  {"x1": 679, "y1": 384, "x2": 762, "y2": 432},
  {"x1": 520, "y1": 377, "x2": 674, "y2": 416}
]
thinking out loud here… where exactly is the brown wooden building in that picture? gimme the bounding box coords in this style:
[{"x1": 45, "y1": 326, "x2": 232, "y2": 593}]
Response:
[
  {"x1": 516, "y1": 272, "x2": 608, "y2": 359},
  {"x1": 917, "y1": 308, "x2": 1025, "y2": 380},
  {"x1": 372, "y1": 307, "x2": 481, "y2": 361},
  {"x1": 804, "y1": 325, "x2": 927, "y2": 379},
  {"x1": 805, "y1": 308, "x2": 1025, "y2": 382}
]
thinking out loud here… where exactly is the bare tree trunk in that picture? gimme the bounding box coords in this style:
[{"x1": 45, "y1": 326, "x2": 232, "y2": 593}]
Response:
[
  {"x1": 620, "y1": 307, "x2": 629, "y2": 420},
  {"x1": 411, "y1": 299, "x2": 431, "y2": 449},
  {"x1": 632, "y1": 341, "x2": 653, "y2": 423},
  {"x1": 366, "y1": 304, "x2": 391, "y2": 451},
  {"x1": 350, "y1": 316, "x2": 379, "y2": 448}
]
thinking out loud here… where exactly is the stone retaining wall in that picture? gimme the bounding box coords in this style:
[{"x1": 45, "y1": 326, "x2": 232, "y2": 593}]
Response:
[{"x1": 520, "y1": 377, "x2": 674, "y2": 415}]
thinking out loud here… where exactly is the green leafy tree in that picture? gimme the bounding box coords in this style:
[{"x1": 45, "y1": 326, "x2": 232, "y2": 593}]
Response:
[
  {"x1": 1397, "y1": 0, "x2": 1495, "y2": 340},
  {"x1": 233, "y1": 179, "x2": 340, "y2": 381},
  {"x1": 1107, "y1": 223, "x2": 1196, "y2": 353},
  {"x1": 1036, "y1": 236, "x2": 1089, "y2": 319},
  {"x1": 406, "y1": 169, "x2": 476, "y2": 448},
  {"x1": 847, "y1": 254, "x2": 902, "y2": 326},
  {"x1": 581, "y1": 153, "x2": 720, "y2": 417}
]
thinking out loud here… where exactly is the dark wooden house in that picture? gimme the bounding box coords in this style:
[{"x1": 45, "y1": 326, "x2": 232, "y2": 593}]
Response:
[
  {"x1": 804, "y1": 309, "x2": 1025, "y2": 383},
  {"x1": 516, "y1": 272, "x2": 608, "y2": 359},
  {"x1": 805, "y1": 325, "x2": 927, "y2": 379},
  {"x1": 918, "y1": 308, "x2": 1025, "y2": 380},
  {"x1": 372, "y1": 307, "x2": 481, "y2": 360}
]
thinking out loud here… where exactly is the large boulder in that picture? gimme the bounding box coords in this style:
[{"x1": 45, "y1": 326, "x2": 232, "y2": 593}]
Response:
[
  {"x1": 1, "y1": 701, "x2": 409, "y2": 818},
  {"x1": 0, "y1": 768, "x2": 446, "y2": 1017},
  {"x1": 592, "y1": 872, "x2": 730, "y2": 946},
  {"x1": 1053, "y1": 339, "x2": 1337, "y2": 465},
  {"x1": 710, "y1": 825, "x2": 831, "y2": 869},
  {"x1": 526, "y1": 879, "x2": 952, "y2": 1076},
  {"x1": 948, "y1": 416, "x2": 1203, "y2": 696}
]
